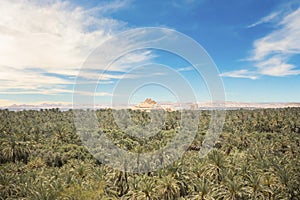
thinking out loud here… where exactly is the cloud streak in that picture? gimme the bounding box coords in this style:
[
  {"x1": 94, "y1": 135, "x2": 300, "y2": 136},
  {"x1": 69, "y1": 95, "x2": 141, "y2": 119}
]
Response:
[
  {"x1": 251, "y1": 7, "x2": 300, "y2": 76},
  {"x1": 220, "y1": 69, "x2": 258, "y2": 80},
  {"x1": 247, "y1": 11, "x2": 281, "y2": 28},
  {"x1": 223, "y1": 6, "x2": 300, "y2": 79}
]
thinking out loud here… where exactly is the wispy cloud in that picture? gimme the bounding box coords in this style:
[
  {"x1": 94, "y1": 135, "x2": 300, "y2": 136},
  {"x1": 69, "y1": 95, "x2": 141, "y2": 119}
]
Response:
[
  {"x1": 0, "y1": 0, "x2": 155, "y2": 99},
  {"x1": 177, "y1": 66, "x2": 194, "y2": 72},
  {"x1": 0, "y1": 67, "x2": 72, "y2": 90},
  {"x1": 247, "y1": 11, "x2": 281, "y2": 28},
  {"x1": 256, "y1": 56, "x2": 300, "y2": 76},
  {"x1": 220, "y1": 69, "x2": 258, "y2": 80},
  {"x1": 73, "y1": 91, "x2": 113, "y2": 97},
  {"x1": 0, "y1": 0, "x2": 123, "y2": 71},
  {"x1": 251, "y1": 7, "x2": 300, "y2": 76},
  {"x1": 84, "y1": 0, "x2": 131, "y2": 14},
  {"x1": 224, "y1": 6, "x2": 300, "y2": 79}
]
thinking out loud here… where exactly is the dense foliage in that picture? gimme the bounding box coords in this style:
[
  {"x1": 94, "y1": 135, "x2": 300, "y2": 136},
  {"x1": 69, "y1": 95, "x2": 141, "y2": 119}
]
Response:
[{"x1": 0, "y1": 108, "x2": 300, "y2": 199}]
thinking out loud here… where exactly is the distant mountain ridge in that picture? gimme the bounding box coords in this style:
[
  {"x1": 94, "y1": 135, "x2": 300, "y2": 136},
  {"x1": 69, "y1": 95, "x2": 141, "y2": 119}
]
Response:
[{"x1": 1, "y1": 100, "x2": 300, "y2": 111}]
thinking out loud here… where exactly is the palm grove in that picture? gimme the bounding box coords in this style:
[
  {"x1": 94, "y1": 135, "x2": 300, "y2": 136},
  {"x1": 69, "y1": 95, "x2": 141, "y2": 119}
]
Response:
[{"x1": 0, "y1": 107, "x2": 300, "y2": 199}]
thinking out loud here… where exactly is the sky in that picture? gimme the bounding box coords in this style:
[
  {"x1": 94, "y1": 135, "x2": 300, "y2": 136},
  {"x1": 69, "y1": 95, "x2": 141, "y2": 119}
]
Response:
[{"x1": 0, "y1": 0, "x2": 300, "y2": 106}]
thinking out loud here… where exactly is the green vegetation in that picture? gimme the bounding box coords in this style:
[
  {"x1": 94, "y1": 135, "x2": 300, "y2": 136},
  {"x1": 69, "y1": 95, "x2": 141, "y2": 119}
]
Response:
[{"x1": 0, "y1": 108, "x2": 300, "y2": 199}]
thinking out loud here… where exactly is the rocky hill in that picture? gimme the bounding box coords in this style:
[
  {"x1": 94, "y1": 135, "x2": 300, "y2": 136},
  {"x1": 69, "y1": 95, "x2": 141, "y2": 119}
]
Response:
[{"x1": 132, "y1": 98, "x2": 157, "y2": 111}]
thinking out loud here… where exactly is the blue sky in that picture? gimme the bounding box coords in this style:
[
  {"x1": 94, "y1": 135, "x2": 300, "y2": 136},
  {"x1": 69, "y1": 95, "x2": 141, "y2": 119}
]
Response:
[{"x1": 0, "y1": 0, "x2": 300, "y2": 106}]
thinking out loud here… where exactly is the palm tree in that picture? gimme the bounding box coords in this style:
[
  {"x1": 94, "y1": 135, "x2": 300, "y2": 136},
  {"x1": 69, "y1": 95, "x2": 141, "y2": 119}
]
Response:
[
  {"x1": 133, "y1": 176, "x2": 158, "y2": 200},
  {"x1": 201, "y1": 150, "x2": 226, "y2": 183},
  {"x1": 215, "y1": 174, "x2": 245, "y2": 200},
  {"x1": 189, "y1": 178, "x2": 215, "y2": 200},
  {"x1": 244, "y1": 172, "x2": 265, "y2": 199},
  {"x1": 156, "y1": 175, "x2": 180, "y2": 200},
  {"x1": 0, "y1": 172, "x2": 20, "y2": 199},
  {"x1": 0, "y1": 138, "x2": 30, "y2": 163}
]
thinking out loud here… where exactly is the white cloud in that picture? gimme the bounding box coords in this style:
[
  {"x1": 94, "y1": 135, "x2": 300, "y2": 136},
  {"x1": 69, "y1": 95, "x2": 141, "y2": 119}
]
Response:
[
  {"x1": 0, "y1": 0, "x2": 156, "y2": 100},
  {"x1": 0, "y1": 0, "x2": 123, "y2": 71},
  {"x1": 247, "y1": 11, "x2": 281, "y2": 28},
  {"x1": 177, "y1": 66, "x2": 194, "y2": 72},
  {"x1": 84, "y1": 0, "x2": 130, "y2": 14},
  {"x1": 73, "y1": 91, "x2": 112, "y2": 97},
  {"x1": 252, "y1": 11, "x2": 300, "y2": 61},
  {"x1": 104, "y1": 50, "x2": 156, "y2": 72},
  {"x1": 0, "y1": 66, "x2": 71, "y2": 90},
  {"x1": 250, "y1": 7, "x2": 300, "y2": 76},
  {"x1": 224, "y1": 7, "x2": 300, "y2": 79},
  {"x1": 220, "y1": 69, "x2": 258, "y2": 80},
  {"x1": 256, "y1": 56, "x2": 300, "y2": 76}
]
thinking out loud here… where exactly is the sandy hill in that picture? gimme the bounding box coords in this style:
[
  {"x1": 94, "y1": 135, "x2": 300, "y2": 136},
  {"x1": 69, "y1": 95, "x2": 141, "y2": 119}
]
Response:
[{"x1": 132, "y1": 98, "x2": 157, "y2": 110}]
